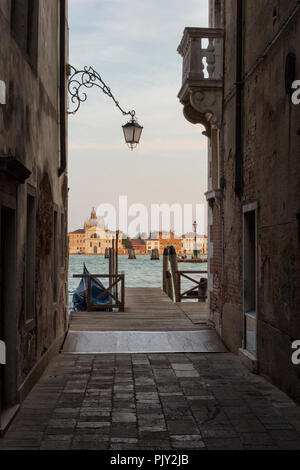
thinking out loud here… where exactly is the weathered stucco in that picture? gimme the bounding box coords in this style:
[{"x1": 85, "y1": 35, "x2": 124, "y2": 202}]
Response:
[{"x1": 0, "y1": 0, "x2": 68, "y2": 412}]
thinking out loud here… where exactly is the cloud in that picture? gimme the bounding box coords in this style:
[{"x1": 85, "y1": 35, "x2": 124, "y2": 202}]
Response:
[{"x1": 68, "y1": 0, "x2": 209, "y2": 232}]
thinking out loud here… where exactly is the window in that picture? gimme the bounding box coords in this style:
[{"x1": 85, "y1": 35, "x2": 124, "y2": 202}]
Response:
[
  {"x1": 11, "y1": 0, "x2": 38, "y2": 66},
  {"x1": 60, "y1": 213, "x2": 65, "y2": 266},
  {"x1": 211, "y1": 127, "x2": 220, "y2": 189},
  {"x1": 53, "y1": 210, "x2": 58, "y2": 302},
  {"x1": 210, "y1": 0, "x2": 223, "y2": 28},
  {"x1": 243, "y1": 203, "x2": 258, "y2": 356},
  {"x1": 25, "y1": 192, "x2": 36, "y2": 323}
]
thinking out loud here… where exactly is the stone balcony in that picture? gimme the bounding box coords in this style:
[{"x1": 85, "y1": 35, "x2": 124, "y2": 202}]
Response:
[{"x1": 177, "y1": 27, "x2": 224, "y2": 136}]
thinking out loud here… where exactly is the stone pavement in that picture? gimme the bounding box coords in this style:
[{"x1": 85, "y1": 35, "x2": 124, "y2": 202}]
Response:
[{"x1": 1, "y1": 352, "x2": 300, "y2": 450}]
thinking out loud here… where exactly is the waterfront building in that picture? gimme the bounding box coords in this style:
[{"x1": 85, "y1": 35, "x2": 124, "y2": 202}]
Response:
[
  {"x1": 68, "y1": 229, "x2": 85, "y2": 254},
  {"x1": 145, "y1": 232, "x2": 208, "y2": 255},
  {"x1": 129, "y1": 239, "x2": 146, "y2": 254},
  {"x1": 69, "y1": 208, "x2": 123, "y2": 254},
  {"x1": 158, "y1": 231, "x2": 181, "y2": 255},
  {"x1": 178, "y1": 0, "x2": 300, "y2": 401},
  {"x1": 181, "y1": 234, "x2": 208, "y2": 255},
  {"x1": 69, "y1": 222, "x2": 208, "y2": 257},
  {"x1": 146, "y1": 234, "x2": 160, "y2": 254},
  {"x1": 0, "y1": 0, "x2": 68, "y2": 432}
]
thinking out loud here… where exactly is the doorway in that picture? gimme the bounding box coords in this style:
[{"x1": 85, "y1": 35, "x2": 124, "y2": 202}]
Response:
[
  {"x1": 0, "y1": 206, "x2": 18, "y2": 420},
  {"x1": 243, "y1": 203, "x2": 258, "y2": 357}
]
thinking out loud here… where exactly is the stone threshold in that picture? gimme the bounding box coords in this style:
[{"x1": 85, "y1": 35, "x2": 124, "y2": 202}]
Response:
[{"x1": 63, "y1": 329, "x2": 228, "y2": 354}]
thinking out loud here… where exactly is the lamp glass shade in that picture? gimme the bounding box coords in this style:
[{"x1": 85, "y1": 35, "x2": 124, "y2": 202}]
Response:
[
  {"x1": 133, "y1": 124, "x2": 143, "y2": 143},
  {"x1": 122, "y1": 119, "x2": 143, "y2": 150}
]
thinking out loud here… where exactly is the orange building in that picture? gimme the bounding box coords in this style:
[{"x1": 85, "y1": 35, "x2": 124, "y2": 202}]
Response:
[{"x1": 158, "y1": 231, "x2": 181, "y2": 254}]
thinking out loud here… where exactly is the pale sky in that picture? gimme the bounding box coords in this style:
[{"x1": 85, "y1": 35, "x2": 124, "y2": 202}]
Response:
[{"x1": 68, "y1": 0, "x2": 209, "y2": 234}]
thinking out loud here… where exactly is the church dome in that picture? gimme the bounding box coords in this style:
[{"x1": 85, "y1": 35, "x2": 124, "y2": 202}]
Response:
[
  {"x1": 85, "y1": 207, "x2": 99, "y2": 227},
  {"x1": 85, "y1": 207, "x2": 106, "y2": 229}
]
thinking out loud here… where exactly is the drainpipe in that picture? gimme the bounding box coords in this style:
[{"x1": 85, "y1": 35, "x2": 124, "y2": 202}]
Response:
[
  {"x1": 58, "y1": 0, "x2": 66, "y2": 177},
  {"x1": 234, "y1": 0, "x2": 244, "y2": 198}
]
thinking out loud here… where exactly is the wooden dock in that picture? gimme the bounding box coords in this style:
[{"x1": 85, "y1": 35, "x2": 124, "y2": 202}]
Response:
[
  {"x1": 64, "y1": 287, "x2": 226, "y2": 354},
  {"x1": 68, "y1": 287, "x2": 211, "y2": 332}
]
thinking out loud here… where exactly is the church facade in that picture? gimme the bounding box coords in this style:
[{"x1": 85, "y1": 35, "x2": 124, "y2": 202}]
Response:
[{"x1": 69, "y1": 208, "x2": 123, "y2": 255}]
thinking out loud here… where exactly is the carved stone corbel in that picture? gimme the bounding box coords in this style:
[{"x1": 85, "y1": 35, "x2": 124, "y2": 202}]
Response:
[
  {"x1": 190, "y1": 88, "x2": 223, "y2": 129},
  {"x1": 177, "y1": 27, "x2": 224, "y2": 136},
  {"x1": 182, "y1": 102, "x2": 211, "y2": 137}
]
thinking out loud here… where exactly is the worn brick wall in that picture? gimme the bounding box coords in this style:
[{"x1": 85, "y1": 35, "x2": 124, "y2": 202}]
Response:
[
  {"x1": 209, "y1": 203, "x2": 223, "y2": 315},
  {"x1": 220, "y1": 0, "x2": 300, "y2": 401}
]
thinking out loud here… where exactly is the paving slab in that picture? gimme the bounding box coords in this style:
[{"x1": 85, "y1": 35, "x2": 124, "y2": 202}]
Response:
[{"x1": 1, "y1": 352, "x2": 300, "y2": 450}]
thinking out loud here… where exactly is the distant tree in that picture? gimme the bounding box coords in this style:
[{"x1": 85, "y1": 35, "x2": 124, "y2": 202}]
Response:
[{"x1": 134, "y1": 232, "x2": 148, "y2": 240}]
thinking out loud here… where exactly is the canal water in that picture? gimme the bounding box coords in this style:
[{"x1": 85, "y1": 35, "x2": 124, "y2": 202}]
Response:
[{"x1": 68, "y1": 254, "x2": 208, "y2": 312}]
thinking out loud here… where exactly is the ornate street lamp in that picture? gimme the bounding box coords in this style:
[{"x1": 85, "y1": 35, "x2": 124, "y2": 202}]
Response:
[
  {"x1": 192, "y1": 220, "x2": 198, "y2": 259},
  {"x1": 122, "y1": 118, "x2": 143, "y2": 150},
  {"x1": 67, "y1": 65, "x2": 143, "y2": 150}
]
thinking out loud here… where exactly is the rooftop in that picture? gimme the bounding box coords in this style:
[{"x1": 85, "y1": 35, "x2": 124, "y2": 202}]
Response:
[{"x1": 70, "y1": 229, "x2": 85, "y2": 234}]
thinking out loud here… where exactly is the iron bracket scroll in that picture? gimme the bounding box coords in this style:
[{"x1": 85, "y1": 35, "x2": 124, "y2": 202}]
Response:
[{"x1": 67, "y1": 64, "x2": 136, "y2": 117}]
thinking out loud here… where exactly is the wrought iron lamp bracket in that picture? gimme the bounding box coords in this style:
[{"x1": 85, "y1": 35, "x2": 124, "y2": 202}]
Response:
[{"x1": 67, "y1": 65, "x2": 136, "y2": 118}]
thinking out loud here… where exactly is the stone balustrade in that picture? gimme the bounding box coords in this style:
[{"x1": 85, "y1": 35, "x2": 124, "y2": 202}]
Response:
[{"x1": 177, "y1": 27, "x2": 224, "y2": 133}]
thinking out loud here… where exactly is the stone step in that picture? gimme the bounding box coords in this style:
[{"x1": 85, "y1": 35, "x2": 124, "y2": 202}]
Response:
[{"x1": 62, "y1": 329, "x2": 227, "y2": 354}]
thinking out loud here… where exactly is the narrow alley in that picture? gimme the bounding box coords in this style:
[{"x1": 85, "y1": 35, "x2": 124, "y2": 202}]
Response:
[{"x1": 1, "y1": 0, "x2": 300, "y2": 456}]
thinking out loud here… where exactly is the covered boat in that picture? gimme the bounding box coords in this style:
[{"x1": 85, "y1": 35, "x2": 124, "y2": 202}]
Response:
[{"x1": 73, "y1": 264, "x2": 111, "y2": 311}]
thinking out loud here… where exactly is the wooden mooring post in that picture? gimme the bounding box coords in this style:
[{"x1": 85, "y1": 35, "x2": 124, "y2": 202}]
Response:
[
  {"x1": 115, "y1": 230, "x2": 119, "y2": 276},
  {"x1": 162, "y1": 247, "x2": 173, "y2": 301},
  {"x1": 169, "y1": 245, "x2": 180, "y2": 302},
  {"x1": 166, "y1": 271, "x2": 174, "y2": 302},
  {"x1": 162, "y1": 247, "x2": 169, "y2": 295},
  {"x1": 109, "y1": 235, "x2": 119, "y2": 302},
  {"x1": 128, "y1": 248, "x2": 136, "y2": 259},
  {"x1": 151, "y1": 248, "x2": 160, "y2": 260}
]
